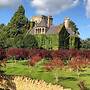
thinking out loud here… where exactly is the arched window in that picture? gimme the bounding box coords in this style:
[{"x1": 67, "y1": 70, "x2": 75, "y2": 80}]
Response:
[
  {"x1": 38, "y1": 28, "x2": 39, "y2": 33},
  {"x1": 40, "y1": 28, "x2": 41, "y2": 30},
  {"x1": 40, "y1": 28, "x2": 41, "y2": 33},
  {"x1": 42, "y1": 28, "x2": 44, "y2": 32}
]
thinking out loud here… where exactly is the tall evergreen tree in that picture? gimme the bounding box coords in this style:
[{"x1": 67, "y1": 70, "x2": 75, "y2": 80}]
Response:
[
  {"x1": 7, "y1": 5, "x2": 29, "y2": 36},
  {"x1": 0, "y1": 24, "x2": 5, "y2": 30}
]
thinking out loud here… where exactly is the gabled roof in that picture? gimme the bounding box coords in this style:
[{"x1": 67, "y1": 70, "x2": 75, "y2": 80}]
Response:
[
  {"x1": 46, "y1": 24, "x2": 76, "y2": 36},
  {"x1": 54, "y1": 24, "x2": 64, "y2": 33},
  {"x1": 36, "y1": 19, "x2": 47, "y2": 27},
  {"x1": 46, "y1": 25, "x2": 57, "y2": 34},
  {"x1": 66, "y1": 28, "x2": 75, "y2": 36},
  {"x1": 46, "y1": 24, "x2": 64, "y2": 34},
  {"x1": 28, "y1": 21, "x2": 76, "y2": 36}
]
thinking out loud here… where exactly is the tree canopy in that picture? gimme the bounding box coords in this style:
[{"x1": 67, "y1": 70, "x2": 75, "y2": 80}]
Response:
[
  {"x1": 0, "y1": 24, "x2": 5, "y2": 30},
  {"x1": 6, "y1": 5, "x2": 30, "y2": 35},
  {"x1": 0, "y1": 5, "x2": 38, "y2": 49},
  {"x1": 81, "y1": 38, "x2": 90, "y2": 50}
]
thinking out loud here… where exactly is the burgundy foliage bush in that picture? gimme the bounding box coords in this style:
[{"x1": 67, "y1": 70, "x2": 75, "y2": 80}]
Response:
[
  {"x1": 4, "y1": 48, "x2": 90, "y2": 66},
  {"x1": 51, "y1": 49, "x2": 70, "y2": 60},
  {"x1": 28, "y1": 54, "x2": 42, "y2": 66},
  {"x1": 27, "y1": 48, "x2": 51, "y2": 66},
  {"x1": 6, "y1": 48, "x2": 29, "y2": 60},
  {"x1": 68, "y1": 49, "x2": 90, "y2": 60},
  {"x1": 44, "y1": 58, "x2": 64, "y2": 71},
  {"x1": 68, "y1": 56, "x2": 90, "y2": 71},
  {"x1": 28, "y1": 48, "x2": 51, "y2": 59}
]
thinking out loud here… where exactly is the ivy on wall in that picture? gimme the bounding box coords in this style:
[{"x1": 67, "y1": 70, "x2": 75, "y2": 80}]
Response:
[
  {"x1": 35, "y1": 34, "x2": 59, "y2": 50},
  {"x1": 34, "y1": 26, "x2": 80, "y2": 50},
  {"x1": 59, "y1": 26, "x2": 69, "y2": 49},
  {"x1": 69, "y1": 36, "x2": 80, "y2": 49}
]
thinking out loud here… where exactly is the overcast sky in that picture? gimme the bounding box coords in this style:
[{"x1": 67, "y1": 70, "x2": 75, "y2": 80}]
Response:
[{"x1": 0, "y1": 0, "x2": 90, "y2": 39}]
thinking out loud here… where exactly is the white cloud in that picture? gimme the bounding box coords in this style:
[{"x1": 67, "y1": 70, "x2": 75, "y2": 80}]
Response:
[
  {"x1": 84, "y1": 0, "x2": 90, "y2": 18},
  {"x1": 0, "y1": 0, "x2": 21, "y2": 7},
  {"x1": 31, "y1": 0, "x2": 79, "y2": 15}
]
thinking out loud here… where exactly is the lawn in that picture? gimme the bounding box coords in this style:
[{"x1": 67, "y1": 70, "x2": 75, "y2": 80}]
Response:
[{"x1": 1, "y1": 59, "x2": 90, "y2": 90}]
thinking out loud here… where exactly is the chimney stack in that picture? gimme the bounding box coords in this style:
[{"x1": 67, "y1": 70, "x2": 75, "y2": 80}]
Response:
[
  {"x1": 64, "y1": 17, "x2": 70, "y2": 29},
  {"x1": 47, "y1": 16, "x2": 53, "y2": 28}
]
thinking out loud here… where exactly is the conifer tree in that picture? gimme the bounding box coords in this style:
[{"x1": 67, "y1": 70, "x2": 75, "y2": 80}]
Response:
[
  {"x1": 7, "y1": 5, "x2": 29, "y2": 36},
  {"x1": 0, "y1": 24, "x2": 5, "y2": 30}
]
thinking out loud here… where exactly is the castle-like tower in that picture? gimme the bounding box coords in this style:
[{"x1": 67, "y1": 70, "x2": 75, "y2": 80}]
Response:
[
  {"x1": 31, "y1": 15, "x2": 53, "y2": 28},
  {"x1": 30, "y1": 15, "x2": 53, "y2": 34}
]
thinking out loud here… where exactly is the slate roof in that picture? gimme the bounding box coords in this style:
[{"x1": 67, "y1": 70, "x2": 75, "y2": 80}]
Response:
[
  {"x1": 54, "y1": 24, "x2": 64, "y2": 33},
  {"x1": 46, "y1": 24, "x2": 76, "y2": 36},
  {"x1": 28, "y1": 20, "x2": 76, "y2": 36},
  {"x1": 46, "y1": 24, "x2": 64, "y2": 34},
  {"x1": 36, "y1": 19, "x2": 47, "y2": 27},
  {"x1": 66, "y1": 28, "x2": 75, "y2": 36},
  {"x1": 46, "y1": 25, "x2": 57, "y2": 34}
]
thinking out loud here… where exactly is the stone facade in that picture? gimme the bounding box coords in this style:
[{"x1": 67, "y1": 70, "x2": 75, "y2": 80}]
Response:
[
  {"x1": 31, "y1": 15, "x2": 53, "y2": 28},
  {"x1": 30, "y1": 15, "x2": 53, "y2": 34},
  {"x1": 29, "y1": 15, "x2": 80, "y2": 50}
]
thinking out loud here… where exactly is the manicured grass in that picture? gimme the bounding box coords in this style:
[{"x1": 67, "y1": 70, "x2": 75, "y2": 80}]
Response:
[{"x1": 1, "y1": 60, "x2": 90, "y2": 90}]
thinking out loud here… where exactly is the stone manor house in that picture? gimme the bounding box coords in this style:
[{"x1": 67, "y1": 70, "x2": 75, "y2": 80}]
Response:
[{"x1": 29, "y1": 15, "x2": 80, "y2": 50}]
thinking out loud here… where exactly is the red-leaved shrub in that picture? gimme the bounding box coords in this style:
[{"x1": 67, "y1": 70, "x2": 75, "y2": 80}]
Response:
[
  {"x1": 44, "y1": 58, "x2": 64, "y2": 71},
  {"x1": 28, "y1": 54, "x2": 42, "y2": 66},
  {"x1": 6, "y1": 48, "x2": 29, "y2": 60},
  {"x1": 51, "y1": 49, "x2": 69, "y2": 60},
  {"x1": 28, "y1": 48, "x2": 51, "y2": 59},
  {"x1": 68, "y1": 56, "x2": 90, "y2": 71}
]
